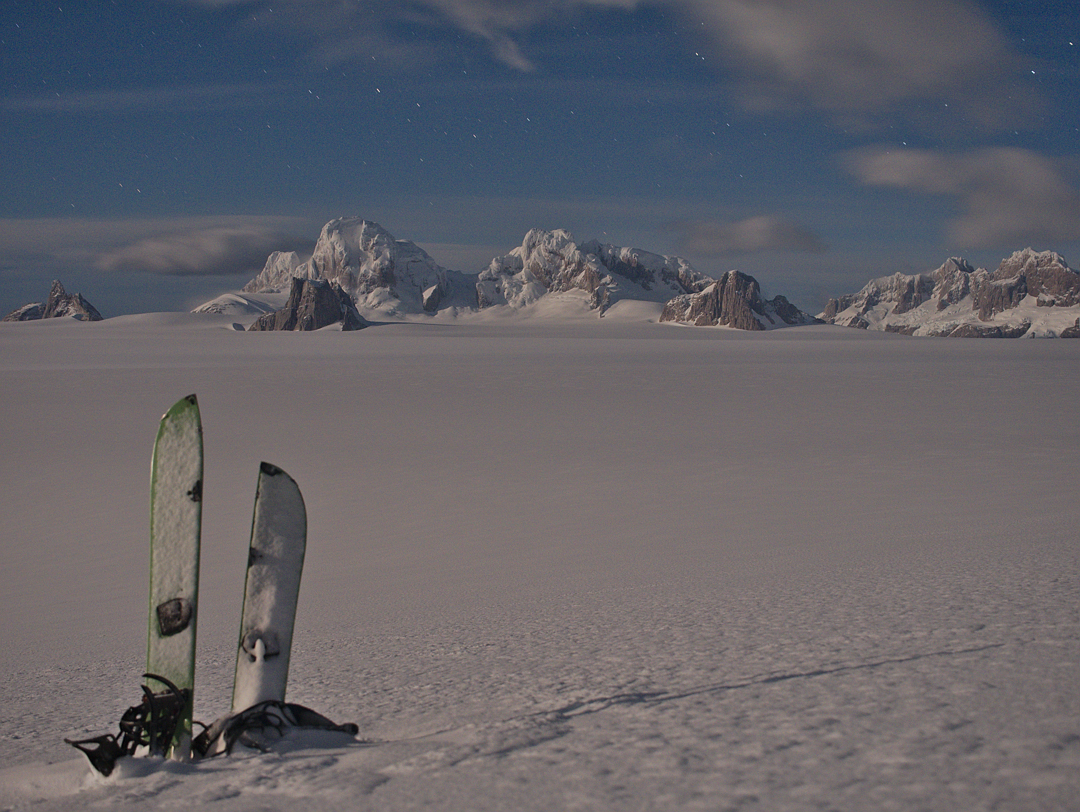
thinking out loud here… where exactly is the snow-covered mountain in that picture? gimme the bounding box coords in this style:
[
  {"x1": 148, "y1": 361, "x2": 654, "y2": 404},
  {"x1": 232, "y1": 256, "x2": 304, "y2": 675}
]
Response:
[
  {"x1": 242, "y1": 218, "x2": 475, "y2": 316},
  {"x1": 821, "y1": 249, "x2": 1080, "y2": 338},
  {"x1": 475, "y1": 228, "x2": 713, "y2": 313},
  {"x1": 235, "y1": 219, "x2": 814, "y2": 328}
]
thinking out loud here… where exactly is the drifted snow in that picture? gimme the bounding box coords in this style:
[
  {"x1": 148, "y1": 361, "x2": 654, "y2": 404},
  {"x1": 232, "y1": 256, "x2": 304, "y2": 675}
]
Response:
[
  {"x1": 192, "y1": 292, "x2": 280, "y2": 317},
  {"x1": 0, "y1": 315, "x2": 1077, "y2": 810}
]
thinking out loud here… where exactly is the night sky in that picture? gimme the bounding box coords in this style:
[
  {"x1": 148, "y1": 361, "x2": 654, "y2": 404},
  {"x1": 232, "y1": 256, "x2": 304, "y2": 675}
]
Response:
[{"x1": 2, "y1": 0, "x2": 1077, "y2": 316}]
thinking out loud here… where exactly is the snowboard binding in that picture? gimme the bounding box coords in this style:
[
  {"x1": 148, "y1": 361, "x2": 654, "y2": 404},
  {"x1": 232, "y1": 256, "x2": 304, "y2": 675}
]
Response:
[
  {"x1": 66, "y1": 673, "x2": 192, "y2": 776},
  {"x1": 193, "y1": 700, "x2": 359, "y2": 758}
]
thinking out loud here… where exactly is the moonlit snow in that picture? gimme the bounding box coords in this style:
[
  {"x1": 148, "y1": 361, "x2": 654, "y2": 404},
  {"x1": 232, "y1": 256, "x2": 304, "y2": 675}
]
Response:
[{"x1": 0, "y1": 311, "x2": 1077, "y2": 810}]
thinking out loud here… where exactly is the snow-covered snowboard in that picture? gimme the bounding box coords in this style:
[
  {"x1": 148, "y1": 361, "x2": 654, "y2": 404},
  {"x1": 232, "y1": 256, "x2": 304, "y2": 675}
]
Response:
[
  {"x1": 231, "y1": 462, "x2": 307, "y2": 714},
  {"x1": 146, "y1": 394, "x2": 203, "y2": 760}
]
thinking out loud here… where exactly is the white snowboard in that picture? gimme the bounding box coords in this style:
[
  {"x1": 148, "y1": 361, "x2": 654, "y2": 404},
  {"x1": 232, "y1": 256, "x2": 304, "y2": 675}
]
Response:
[{"x1": 231, "y1": 462, "x2": 307, "y2": 713}]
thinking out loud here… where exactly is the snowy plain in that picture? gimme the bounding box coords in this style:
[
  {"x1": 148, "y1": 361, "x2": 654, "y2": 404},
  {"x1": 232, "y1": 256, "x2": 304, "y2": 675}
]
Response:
[{"x1": 0, "y1": 308, "x2": 1077, "y2": 810}]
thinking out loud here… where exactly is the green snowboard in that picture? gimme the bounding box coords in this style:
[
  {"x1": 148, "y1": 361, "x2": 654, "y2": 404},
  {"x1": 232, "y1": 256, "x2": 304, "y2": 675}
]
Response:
[{"x1": 146, "y1": 394, "x2": 203, "y2": 760}]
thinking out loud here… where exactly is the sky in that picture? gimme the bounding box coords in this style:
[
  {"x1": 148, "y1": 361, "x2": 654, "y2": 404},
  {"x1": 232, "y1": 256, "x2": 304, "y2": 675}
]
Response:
[{"x1": 1, "y1": 0, "x2": 1077, "y2": 316}]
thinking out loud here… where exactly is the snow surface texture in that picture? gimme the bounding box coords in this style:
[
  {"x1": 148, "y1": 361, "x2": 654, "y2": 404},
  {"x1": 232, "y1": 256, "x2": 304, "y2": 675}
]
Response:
[
  {"x1": 820, "y1": 249, "x2": 1080, "y2": 337},
  {"x1": 1, "y1": 315, "x2": 1078, "y2": 810}
]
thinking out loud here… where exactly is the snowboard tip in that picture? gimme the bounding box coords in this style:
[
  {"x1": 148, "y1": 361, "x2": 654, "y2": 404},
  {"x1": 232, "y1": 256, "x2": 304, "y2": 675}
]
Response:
[
  {"x1": 260, "y1": 461, "x2": 284, "y2": 477},
  {"x1": 161, "y1": 393, "x2": 200, "y2": 420}
]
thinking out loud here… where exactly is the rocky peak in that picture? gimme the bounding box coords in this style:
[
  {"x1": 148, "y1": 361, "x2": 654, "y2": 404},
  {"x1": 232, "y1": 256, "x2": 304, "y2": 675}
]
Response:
[
  {"x1": 248, "y1": 277, "x2": 367, "y2": 332},
  {"x1": 931, "y1": 257, "x2": 976, "y2": 310},
  {"x1": 476, "y1": 229, "x2": 715, "y2": 313},
  {"x1": 581, "y1": 240, "x2": 712, "y2": 296},
  {"x1": 993, "y1": 248, "x2": 1078, "y2": 307},
  {"x1": 3, "y1": 280, "x2": 103, "y2": 322},
  {"x1": 477, "y1": 229, "x2": 616, "y2": 310},
  {"x1": 244, "y1": 218, "x2": 472, "y2": 315},
  {"x1": 659, "y1": 269, "x2": 817, "y2": 330}
]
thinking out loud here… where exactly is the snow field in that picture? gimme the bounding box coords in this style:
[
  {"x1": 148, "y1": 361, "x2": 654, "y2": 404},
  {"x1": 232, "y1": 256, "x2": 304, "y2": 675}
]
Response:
[{"x1": 0, "y1": 315, "x2": 1077, "y2": 810}]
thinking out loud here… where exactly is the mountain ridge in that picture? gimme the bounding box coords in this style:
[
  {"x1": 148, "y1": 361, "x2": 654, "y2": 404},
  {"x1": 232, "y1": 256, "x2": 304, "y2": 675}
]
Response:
[
  {"x1": 820, "y1": 248, "x2": 1080, "y2": 338},
  {"x1": 234, "y1": 217, "x2": 815, "y2": 330}
]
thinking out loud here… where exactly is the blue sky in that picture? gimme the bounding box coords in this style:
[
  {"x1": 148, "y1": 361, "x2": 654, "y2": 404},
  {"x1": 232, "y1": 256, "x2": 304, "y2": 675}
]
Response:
[{"x1": 1, "y1": 0, "x2": 1077, "y2": 316}]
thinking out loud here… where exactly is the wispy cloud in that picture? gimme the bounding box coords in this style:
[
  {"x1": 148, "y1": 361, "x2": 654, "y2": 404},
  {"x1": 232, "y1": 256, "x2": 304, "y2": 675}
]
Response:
[
  {"x1": 847, "y1": 147, "x2": 1080, "y2": 248},
  {"x1": 1, "y1": 82, "x2": 294, "y2": 115},
  {"x1": 0, "y1": 216, "x2": 312, "y2": 276},
  {"x1": 96, "y1": 226, "x2": 312, "y2": 276},
  {"x1": 168, "y1": 0, "x2": 1031, "y2": 125},
  {"x1": 670, "y1": 215, "x2": 826, "y2": 256}
]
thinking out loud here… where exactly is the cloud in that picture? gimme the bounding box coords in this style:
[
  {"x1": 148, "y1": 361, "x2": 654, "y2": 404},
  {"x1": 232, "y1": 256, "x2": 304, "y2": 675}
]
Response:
[
  {"x1": 171, "y1": 0, "x2": 643, "y2": 72},
  {"x1": 0, "y1": 216, "x2": 310, "y2": 274},
  {"x1": 173, "y1": 0, "x2": 548, "y2": 71},
  {"x1": 168, "y1": 0, "x2": 1031, "y2": 125},
  {"x1": 847, "y1": 147, "x2": 1080, "y2": 248},
  {"x1": 95, "y1": 225, "x2": 312, "y2": 276},
  {"x1": 670, "y1": 215, "x2": 826, "y2": 256},
  {"x1": 673, "y1": 0, "x2": 1024, "y2": 122}
]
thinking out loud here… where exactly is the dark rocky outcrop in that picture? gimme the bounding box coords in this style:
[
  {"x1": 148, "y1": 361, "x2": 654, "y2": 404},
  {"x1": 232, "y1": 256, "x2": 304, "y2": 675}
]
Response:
[
  {"x1": 3, "y1": 303, "x2": 44, "y2": 322},
  {"x1": 3, "y1": 280, "x2": 103, "y2": 322},
  {"x1": 659, "y1": 270, "x2": 818, "y2": 330},
  {"x1": 944, "y1": 320, "x2": 1031, "y2": 338},
  {"x1": 1059, "y1": 318, "x2": 1080, "y2": 338},
  {"x1": 971, "y1": 272, "x2": 1027, "y2": 321},
  {"x1": 248, "y1": 278, "x2": 367, "y2": 332}
]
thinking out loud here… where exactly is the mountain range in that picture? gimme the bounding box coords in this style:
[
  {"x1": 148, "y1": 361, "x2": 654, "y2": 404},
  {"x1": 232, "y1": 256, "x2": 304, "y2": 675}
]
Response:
[
  {"x1": 5, "y1": 219, "x2": 1076, "y2": 338},
  {"x1": 819, "y1": 249, "x2": 1080, "y2": 338},
  {"x1": 223, "y1": 217, "x2": 817, "y2": 331}
]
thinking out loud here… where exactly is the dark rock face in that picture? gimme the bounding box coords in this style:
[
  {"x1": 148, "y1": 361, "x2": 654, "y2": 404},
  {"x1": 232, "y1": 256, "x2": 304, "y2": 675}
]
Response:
[
  {"x1": 1058, "y1": 318, "x2": 1080, "y2": 338},
  {"x1": 883, "y1": 323, "x2": 919, "y2": 336},
  {"x1": 932, "y1": 258, "x2": 974, "y2": 310},
  {"x1": 248, "y1": 278, "x2": 367, "y2": 331},
  {"x1": 892, "y1": 275, "x2": 936, "y2": 315},
  {"x1": 421, "y1": 284, "x2": 442, "y2": 312},
  {"x1": 659, "y1": 270, "x2": 817, "y2": 330},
  {"x1": 994, "y1": 249, "x2": 1080, "y2": 307},
  {"x1": 3, "y1": 280, "x2": 103, "y2": 322},
  {"x1": 972, "y1": 272, "x2": 1027, "y2": 320},
  {"x1": 2, "y1": 303, "x2": 44, "y2": 322},
  {"x1": 944, "y1": 321, "x2": 1031, "y2": 338}
]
